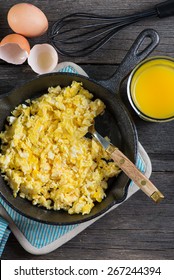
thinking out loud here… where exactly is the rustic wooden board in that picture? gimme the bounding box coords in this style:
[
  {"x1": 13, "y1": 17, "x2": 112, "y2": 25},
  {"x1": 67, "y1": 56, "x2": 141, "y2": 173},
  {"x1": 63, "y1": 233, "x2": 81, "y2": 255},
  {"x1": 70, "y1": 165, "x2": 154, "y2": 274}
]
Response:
[{"x1": 0, "y1": 0, "x2": 174, "y2": 260}]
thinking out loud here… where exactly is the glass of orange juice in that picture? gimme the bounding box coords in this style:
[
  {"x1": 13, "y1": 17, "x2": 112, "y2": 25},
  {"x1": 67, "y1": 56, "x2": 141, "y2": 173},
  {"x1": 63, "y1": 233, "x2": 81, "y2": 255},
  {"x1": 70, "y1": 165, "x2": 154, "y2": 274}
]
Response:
[{"x1": 127, "y1": 56, "x2": 174, "y2": 122}]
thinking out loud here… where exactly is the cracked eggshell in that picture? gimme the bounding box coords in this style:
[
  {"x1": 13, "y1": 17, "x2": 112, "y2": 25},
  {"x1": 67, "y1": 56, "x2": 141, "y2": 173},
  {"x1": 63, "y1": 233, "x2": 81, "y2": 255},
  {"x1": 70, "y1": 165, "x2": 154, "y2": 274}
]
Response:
[
  {"x1": 7, "y1": 3, "x2": 48, "y2": 38},
  {"x1": 28, "y1": 44, "x2": 58, "y2": 74},
  {"x1": 0, "y1": 34, "x2": 30, "y2": 65}
]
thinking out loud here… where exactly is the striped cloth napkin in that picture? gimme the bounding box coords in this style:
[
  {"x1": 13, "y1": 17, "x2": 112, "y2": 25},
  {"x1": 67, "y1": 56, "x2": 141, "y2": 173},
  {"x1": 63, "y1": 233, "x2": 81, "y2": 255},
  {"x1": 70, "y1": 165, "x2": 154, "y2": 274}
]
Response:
[
  {"x1": 0, "y1": 63, "x2": 151, "y2": 256},
  {"x1": 0, "y1": 217, "x2": 11, "y2": 257}
]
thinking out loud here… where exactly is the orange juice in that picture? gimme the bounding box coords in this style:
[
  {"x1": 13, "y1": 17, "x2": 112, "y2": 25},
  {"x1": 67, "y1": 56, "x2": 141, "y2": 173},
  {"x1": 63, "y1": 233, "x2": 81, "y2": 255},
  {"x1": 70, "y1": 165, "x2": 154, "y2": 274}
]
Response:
[{"x1": 129, "y1": 57, "x2": 174, "y2": 121}]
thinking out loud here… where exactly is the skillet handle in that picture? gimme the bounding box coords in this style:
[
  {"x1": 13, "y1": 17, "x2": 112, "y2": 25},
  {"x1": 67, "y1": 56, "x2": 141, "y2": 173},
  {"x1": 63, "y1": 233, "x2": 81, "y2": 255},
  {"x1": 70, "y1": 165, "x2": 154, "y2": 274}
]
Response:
[{"x1": 99, "y1": 29, "x2": 160, "y2": 94}]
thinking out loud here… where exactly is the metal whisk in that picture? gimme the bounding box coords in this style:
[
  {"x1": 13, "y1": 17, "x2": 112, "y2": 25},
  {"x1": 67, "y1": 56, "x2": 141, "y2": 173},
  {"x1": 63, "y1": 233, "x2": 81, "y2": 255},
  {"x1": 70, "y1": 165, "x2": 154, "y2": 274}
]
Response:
[{"x1": 48, "y1": 0, "x2": 174, "y2": 57}]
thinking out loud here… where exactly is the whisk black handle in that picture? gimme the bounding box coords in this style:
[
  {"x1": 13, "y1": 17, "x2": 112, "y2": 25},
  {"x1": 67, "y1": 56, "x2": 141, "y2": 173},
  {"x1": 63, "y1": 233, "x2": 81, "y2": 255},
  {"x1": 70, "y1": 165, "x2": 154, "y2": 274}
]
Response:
[
  {"x1": 156, "y1": 0, "x2": 174, "y2": 18},
  {"x1": 99, "y1": 29, "x2": 159, "y2": 94}
]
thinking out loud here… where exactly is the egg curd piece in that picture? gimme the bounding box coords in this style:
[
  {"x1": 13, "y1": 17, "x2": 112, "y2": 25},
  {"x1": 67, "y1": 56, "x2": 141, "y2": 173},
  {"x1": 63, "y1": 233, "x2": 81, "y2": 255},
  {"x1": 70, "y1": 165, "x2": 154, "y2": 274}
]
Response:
[{"x1": 0, "y1": 81, "x2": 121, "y2": 215}]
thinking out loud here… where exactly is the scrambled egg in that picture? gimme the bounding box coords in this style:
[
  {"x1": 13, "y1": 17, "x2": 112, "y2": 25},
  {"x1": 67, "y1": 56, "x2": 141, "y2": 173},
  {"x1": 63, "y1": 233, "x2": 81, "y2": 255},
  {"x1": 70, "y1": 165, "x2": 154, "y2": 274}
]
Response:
[{"x1": 0, "y1": 81, "x2": 120, "y2": 215}]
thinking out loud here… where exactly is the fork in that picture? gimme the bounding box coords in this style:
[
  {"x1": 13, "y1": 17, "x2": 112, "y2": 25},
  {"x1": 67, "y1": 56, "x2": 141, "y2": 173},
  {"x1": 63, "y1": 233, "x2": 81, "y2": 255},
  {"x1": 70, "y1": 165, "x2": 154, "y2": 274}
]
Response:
[{"x1": 89, "y1": 124, "x2": 164, "y2": 203}]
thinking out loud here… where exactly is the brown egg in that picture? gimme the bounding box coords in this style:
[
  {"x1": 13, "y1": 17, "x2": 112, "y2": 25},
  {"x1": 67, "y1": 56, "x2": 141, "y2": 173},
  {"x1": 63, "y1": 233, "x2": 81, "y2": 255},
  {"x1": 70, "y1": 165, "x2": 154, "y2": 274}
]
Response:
[
  {"x1": 0, "y1": 34, "x2": 30, "y2": 64},
  {"x1": 7, "y1": 3, "x2": 48, "y2": 38},
  {"x1": 28, "y1": 44, "x2": 58, "y2": 74}
]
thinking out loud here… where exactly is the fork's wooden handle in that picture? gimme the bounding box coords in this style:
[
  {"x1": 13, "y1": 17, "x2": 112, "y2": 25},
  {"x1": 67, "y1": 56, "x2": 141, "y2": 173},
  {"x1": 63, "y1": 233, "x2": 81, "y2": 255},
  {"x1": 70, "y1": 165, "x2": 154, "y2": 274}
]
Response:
[{"x1": 109, "y1": 147, "x2": 164, "y2": 202}]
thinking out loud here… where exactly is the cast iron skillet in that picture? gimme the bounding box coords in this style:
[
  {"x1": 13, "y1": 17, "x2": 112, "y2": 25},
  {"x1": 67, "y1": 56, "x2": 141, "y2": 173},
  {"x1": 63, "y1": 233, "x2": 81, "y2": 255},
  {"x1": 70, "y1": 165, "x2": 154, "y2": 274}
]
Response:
[{"x1": 0, "y1": 29, "x2": 159, "y2": 225}]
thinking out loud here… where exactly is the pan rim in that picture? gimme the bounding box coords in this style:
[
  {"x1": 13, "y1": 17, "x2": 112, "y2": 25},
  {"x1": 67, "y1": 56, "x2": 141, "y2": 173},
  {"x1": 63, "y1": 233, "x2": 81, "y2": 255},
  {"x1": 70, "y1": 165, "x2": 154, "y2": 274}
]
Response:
[{"x1": 0, "y1": 72, "x2": 138, "y2": 225}]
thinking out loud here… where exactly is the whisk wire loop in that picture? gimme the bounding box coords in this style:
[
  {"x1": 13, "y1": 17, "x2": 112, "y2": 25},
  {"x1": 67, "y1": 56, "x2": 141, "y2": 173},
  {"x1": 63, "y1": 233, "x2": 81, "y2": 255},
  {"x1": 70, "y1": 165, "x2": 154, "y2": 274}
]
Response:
[{"x1": 48, "y1": 8, "x2": 158, "y2": 57}]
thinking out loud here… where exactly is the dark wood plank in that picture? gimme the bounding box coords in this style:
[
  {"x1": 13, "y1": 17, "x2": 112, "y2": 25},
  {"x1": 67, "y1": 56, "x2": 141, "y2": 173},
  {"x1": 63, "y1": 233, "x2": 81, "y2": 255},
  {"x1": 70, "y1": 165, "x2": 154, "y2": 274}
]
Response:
[
  {"x1": 0, "y1": 0, "x2": 174, "y2": 260},
  {"x1": 0, "y1": 0, "x2": 174, "y2": 64}
]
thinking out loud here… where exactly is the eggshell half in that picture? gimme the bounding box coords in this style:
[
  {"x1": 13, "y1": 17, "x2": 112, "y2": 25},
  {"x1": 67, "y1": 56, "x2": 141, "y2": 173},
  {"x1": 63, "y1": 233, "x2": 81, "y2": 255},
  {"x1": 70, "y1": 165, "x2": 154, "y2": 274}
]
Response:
[
  {"x1": 7, "y1": 3, "x2": 48, "y2": 38},
  {"x1": 0, "y1": 34, "x2": 30, "y2": 64},
  {"x1": 28, "y1": 44, "x2": 58, "y2": 74}
]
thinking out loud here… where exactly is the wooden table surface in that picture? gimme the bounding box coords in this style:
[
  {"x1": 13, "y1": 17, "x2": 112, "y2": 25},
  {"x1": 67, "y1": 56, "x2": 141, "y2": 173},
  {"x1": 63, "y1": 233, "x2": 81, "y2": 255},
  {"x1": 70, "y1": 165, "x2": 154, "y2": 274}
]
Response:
[{"x1": 1, "y1": 0, "x2": 174, "y2": 260}]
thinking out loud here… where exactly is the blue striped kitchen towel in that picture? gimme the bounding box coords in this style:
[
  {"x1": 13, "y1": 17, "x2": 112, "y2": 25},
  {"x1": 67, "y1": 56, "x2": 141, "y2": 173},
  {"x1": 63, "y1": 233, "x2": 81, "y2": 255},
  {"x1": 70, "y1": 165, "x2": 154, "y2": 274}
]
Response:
[
  {"x1": 0, "y1": 216, "x2": 11, "y2": 257},
  {"x1": 0, "y1": 63, "x2": 149, "y2": 256}
]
